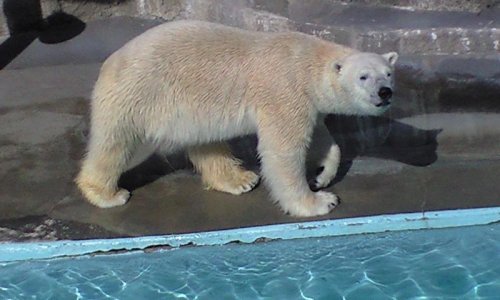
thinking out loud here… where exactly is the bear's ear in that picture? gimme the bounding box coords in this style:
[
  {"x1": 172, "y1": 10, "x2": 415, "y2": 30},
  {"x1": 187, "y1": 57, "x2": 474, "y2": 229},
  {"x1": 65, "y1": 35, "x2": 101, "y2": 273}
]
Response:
[{"x1": 382, "y1": 52, "x2": 399, "y2": 66}]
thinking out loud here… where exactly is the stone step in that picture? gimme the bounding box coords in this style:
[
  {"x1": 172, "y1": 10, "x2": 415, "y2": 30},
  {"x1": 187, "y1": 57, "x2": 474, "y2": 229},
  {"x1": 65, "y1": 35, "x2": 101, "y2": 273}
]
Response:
[
  {"x1": 255, "y1": 0, "x2": 499, "y2": 14},
  {"x1": 3, "y1": 16, "x2": 499, "y2": 80},
  {"x1": 249, "y1": 2, "x2": 500, "y2": 55},
  {"x1": 2, "y1": 1, "x2": 499, "y2": 56},
  {"x1": 1, "y1": 16, "x2": 498, "y2": 117},
  {"x1": 392, "y1": 54, "x2": 500, "y2": 117}
]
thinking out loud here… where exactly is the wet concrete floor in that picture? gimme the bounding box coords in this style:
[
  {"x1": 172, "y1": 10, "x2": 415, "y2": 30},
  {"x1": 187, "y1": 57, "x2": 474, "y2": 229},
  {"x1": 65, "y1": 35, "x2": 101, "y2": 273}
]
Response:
[{"x1": 0, "y1": 17, "x2": 499, "y2": 241}]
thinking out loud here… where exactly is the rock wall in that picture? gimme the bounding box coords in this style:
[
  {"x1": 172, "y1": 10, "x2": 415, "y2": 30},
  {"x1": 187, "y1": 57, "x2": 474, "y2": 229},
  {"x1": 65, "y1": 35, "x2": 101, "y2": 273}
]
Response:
[{"x1": 1, "y1": 0, "x2": 499, "y2": 56}]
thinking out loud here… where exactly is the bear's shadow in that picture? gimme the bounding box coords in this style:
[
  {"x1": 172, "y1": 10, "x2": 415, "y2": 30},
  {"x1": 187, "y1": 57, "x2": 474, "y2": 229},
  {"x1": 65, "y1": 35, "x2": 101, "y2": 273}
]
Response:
[
  {"x1": 319, "y1": 115, "x2": 441, "y2": 186},
  {"x1": 118, "y1": 115, "x2": 441, "y2": 192}
]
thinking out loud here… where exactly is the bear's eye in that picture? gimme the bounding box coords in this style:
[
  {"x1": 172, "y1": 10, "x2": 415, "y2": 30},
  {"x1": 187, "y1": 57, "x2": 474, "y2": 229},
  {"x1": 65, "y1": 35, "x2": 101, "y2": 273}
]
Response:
[
  {"x1": 387, "y1": 73, "x2": 391, "y2": 77},
  {"x1": 359, "y1": 75, "x2": 367, "y2": 81}
]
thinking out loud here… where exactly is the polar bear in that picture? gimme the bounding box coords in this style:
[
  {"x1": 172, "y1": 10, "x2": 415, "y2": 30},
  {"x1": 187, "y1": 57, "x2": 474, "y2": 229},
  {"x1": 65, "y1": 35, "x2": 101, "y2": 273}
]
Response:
[{"x1": 76, "y1": 20, "x2": 398, "y2": 217}]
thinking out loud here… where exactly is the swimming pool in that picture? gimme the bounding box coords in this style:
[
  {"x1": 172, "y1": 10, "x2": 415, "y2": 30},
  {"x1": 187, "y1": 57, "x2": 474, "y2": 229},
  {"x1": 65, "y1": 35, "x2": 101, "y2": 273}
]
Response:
[{"x1": 1, "y1": 223, "x2": 498, "y2": 299}]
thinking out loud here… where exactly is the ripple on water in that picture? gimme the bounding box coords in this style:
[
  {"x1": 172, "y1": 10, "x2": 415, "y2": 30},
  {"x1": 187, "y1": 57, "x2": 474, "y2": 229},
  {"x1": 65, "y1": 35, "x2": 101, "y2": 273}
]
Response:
[
  {"x1": 363, "y1": 253, "x2": 409, "y2": 286},
  {"x1": 0, "y1": 224, "x2": 499, "y2": 299},
  {"x1": 476, "y1": 282, "x2": 500, "y2": 298},
  {"x1": 344, "y1": 282, "x2": 394, "y2": 300}
]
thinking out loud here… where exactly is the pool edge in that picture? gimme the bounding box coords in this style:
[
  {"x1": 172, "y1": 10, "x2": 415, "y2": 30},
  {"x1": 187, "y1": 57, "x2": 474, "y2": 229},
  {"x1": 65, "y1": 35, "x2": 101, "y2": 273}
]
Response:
[{"x1": 1, "y1": 207, "x2": 499, "y2": 262}]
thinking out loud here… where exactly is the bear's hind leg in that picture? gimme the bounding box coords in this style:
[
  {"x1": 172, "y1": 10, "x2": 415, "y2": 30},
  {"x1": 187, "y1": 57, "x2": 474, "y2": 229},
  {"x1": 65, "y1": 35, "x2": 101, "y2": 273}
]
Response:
[
  {"x1": 76, "y1": 129, "x2": 137, "y2": 208},
  {"x1": 188, "y1": 142, "x2": 260, "y2": 195}
]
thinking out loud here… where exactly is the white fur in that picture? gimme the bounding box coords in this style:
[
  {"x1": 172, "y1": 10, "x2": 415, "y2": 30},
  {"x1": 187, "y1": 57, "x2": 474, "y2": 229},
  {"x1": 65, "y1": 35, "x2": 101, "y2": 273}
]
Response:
[
  {"x1": 76, "y1": 20, "x2": 398, "y2": 217},
  {"x1": 311, "y1": 52, "x2": 399, "y2": 190},
  {"x1": 315, "y1": 144, "x2": 341, "y2": 189}
]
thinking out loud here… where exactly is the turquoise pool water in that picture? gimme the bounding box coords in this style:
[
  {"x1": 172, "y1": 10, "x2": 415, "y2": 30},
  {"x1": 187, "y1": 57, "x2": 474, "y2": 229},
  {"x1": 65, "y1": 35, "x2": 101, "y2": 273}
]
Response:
[{"x1": 0, "y1": 224, "x2": 499, "y2": 299}]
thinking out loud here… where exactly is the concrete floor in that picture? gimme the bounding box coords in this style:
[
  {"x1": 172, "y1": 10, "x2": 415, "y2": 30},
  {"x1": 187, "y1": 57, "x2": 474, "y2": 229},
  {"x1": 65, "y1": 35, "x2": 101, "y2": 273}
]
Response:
[{"x1": 0, "y1": 15, "x2": 499, "y2": 241}]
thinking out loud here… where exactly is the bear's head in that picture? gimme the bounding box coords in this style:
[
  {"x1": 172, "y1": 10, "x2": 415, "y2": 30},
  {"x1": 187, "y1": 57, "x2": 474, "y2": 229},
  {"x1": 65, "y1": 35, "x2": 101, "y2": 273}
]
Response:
[{"x1": 317, "y1": 51, "x2": 398, "y2": 116}]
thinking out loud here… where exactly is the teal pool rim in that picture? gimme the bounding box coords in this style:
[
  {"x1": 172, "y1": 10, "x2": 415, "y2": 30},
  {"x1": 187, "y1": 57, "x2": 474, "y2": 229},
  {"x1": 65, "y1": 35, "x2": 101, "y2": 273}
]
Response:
[{"x1": 1, "y1": 207, "x2": 499, "y2": 262}]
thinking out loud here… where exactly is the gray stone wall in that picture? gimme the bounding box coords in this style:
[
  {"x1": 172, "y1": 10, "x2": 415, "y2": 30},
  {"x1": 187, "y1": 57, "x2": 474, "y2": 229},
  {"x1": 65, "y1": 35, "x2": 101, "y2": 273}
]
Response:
[
  {"x1": 308, "y1": 0, "x2": 498, "y2": 13},
  {"x1": 0, "y1": 0, "x2": 499, "y2": 56},
  {"x1": 39, "y1": 0, "x2": 139, "y2": 21},
  {"x1": 254, "y1": 0, "x2": 499, "y2": 14},
  {"x1": 0, "y1": 0, "x2": 6, "y2": 38}
]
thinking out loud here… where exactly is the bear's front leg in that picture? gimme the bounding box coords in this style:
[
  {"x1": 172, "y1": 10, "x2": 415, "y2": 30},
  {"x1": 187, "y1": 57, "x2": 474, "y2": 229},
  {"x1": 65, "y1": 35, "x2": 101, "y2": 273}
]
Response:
[
  {"x1": 257, "y1": 116, "x2": 339, "y2": 217},
  {"x1": 310, "y1": 143, "x2": 340, "y2": 191}
]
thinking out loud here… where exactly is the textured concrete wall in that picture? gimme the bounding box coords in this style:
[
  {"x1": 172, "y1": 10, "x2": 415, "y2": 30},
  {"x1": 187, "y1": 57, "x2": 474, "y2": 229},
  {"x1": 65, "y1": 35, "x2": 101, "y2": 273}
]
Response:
[
  {"x1": 0, "y1": 0, "x2": 498, "y2": 56},
  {"x1": 254, "y1": 0, "x2": 500, "y2": 14},
  {"x1": 39, "y1": 0, "x2": 139, "y2": 21},
  {"x1": 0, "y1": 0, "x2": 6, "y2": 37},
  {"x1": 314, "y1": 0, "x2": 498, "y2": 13},
  {"x1": 137, "y1": 0, "x2": 184, "y2": 20}
]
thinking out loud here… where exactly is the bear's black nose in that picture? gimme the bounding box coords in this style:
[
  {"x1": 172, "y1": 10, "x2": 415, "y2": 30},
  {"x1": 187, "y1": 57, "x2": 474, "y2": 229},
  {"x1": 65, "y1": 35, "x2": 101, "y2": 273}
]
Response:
[{"x1": 378, "y1": 87, "x2": 393, "y2": 101}]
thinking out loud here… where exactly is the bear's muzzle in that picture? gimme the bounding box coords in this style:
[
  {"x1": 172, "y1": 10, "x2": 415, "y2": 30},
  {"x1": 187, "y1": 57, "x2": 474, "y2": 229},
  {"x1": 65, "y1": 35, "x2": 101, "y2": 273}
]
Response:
[{"x1": 376, "y1": 87, "x2": 392, "y2": 107}]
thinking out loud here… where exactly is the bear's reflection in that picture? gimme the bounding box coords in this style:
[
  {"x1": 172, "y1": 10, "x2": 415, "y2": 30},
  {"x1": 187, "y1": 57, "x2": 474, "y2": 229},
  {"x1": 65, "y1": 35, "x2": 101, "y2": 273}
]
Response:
[{"x1": 119, "y1": 115, "x2": 441, "y2": 192}]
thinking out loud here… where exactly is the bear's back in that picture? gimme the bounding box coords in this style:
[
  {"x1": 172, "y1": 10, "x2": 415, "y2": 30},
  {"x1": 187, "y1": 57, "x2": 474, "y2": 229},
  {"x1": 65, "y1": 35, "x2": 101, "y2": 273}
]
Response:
[{"x1": 114, "y1": 21, "x2": 261, "y2": 65}]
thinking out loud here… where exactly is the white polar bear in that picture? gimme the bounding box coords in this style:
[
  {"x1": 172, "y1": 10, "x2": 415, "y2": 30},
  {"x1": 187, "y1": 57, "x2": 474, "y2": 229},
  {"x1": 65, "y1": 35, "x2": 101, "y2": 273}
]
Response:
[{"x1": 76, "y1": 20, "x2": 398, "y2": 217}]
